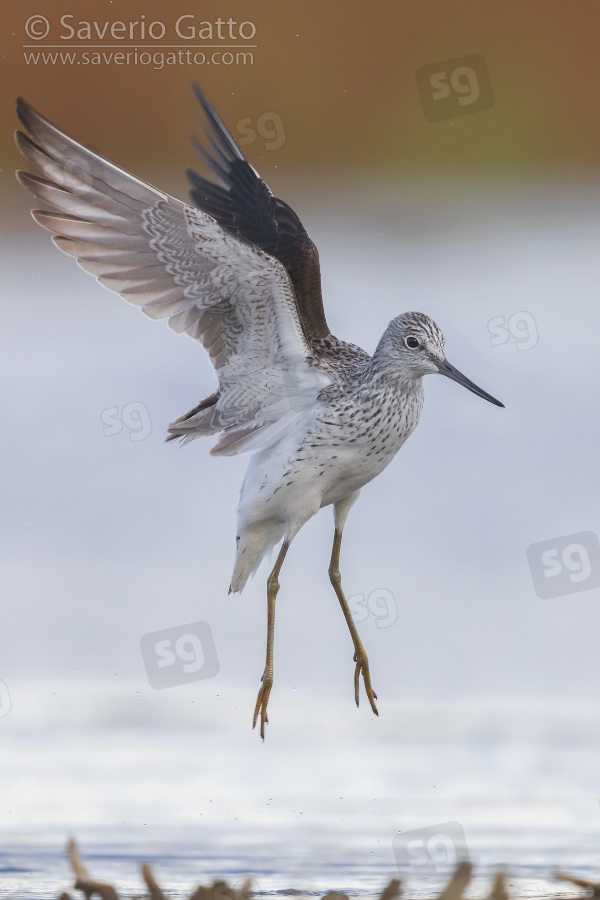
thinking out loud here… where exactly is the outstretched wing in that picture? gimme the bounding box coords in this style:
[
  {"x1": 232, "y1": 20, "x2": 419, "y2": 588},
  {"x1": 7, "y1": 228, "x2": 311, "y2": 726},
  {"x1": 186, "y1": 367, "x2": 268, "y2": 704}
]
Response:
[
  {"x1": 187, "y1": 85, "x2": 330, "y2": 342},
  {"x1": 15, "y1": 98, "x2": 331, "y2": 456}
]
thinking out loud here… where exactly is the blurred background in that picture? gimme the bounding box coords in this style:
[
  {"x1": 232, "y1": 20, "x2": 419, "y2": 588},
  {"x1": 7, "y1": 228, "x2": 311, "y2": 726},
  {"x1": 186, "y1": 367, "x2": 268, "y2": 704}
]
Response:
[{"x1": 1, "y1": 1, "x2": 600, "y2": 897}]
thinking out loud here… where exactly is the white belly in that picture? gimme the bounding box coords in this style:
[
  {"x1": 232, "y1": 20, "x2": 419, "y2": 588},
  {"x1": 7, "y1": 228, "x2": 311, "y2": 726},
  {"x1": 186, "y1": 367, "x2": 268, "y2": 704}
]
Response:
[
  {"x1": 229, "y1": 381, "x2": 423, "y2": 592},
  {"x1": 238, "y1": 408, "x2": 414, "y2": 531}
]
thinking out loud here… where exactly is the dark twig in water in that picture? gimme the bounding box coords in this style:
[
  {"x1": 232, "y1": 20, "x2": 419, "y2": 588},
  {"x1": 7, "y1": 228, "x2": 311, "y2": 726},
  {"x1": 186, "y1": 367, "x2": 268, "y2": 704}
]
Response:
[
  {"x1": 437, "y1": 861, "x2": 472, "y2": 900},
  {"x1": 63, "y1": 838, "x2": 597, "y2": 900},
  {"x1": 489, "y1": 872, "x2": 509, "y2": 900},
  {"x1": 380, "y1": 878, "x2": 402, "y2": 900},
  {"x1": 141, "y1": 862, "x2": 166, "y2": 900},
  {"x1": 556, "y1": 873, "x2": 600, "y2": 898},
  {"x1": 67, "y1": 838, "x2": 119, "y2": 900}
]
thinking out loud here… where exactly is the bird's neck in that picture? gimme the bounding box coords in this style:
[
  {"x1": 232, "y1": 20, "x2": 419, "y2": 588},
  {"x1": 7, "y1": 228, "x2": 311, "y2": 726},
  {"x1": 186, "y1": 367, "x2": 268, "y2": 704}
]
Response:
[{"x1": 359, "y1": 352, "x2": 424, "y2": 406}]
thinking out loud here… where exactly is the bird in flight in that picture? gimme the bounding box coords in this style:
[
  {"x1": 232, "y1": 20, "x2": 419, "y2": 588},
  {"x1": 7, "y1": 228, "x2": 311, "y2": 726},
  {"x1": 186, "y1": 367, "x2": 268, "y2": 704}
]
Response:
[{"x1": 15, "y1": 85, "x2": 503, "y2": 739}]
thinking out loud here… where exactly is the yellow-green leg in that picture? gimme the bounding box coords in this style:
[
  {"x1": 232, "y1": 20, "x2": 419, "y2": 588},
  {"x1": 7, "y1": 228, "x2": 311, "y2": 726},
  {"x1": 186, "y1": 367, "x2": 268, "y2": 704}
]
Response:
[
  {"x1": 329, "y1": 493, "x2": 378, "y2": 715},
  {"x1": 253, "y1": 540, "x2": 289, "y2": 739}
]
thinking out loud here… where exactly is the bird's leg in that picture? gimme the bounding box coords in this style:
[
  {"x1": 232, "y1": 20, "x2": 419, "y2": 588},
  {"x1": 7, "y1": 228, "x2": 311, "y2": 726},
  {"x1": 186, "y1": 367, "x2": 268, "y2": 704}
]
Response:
[
  {"x1": 329, "y1": 527, "x2": 379, "y2": 716},
  {"x1": 253, "y1": 540, "x2": 289, "y2": 740}
]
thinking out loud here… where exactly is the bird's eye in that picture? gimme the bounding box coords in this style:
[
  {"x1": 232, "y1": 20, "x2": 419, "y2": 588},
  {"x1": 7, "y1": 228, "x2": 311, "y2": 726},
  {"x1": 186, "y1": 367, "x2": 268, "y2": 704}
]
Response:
[{"x1": 405, "y1": 336, "x2": 420, "y2": 349}]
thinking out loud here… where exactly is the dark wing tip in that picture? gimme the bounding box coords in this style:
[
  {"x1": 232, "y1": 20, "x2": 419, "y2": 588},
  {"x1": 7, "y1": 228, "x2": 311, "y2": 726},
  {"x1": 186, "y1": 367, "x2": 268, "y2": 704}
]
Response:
[
  {"x1": 14, "y1": 128, "x2": 44, "y2": 160},
  {"x1": 15, "y1": 169, "x2": 36, "y2": 190},
  {"x1": 188, "y1": 84, "x2": 329, "y2": 340},
  {"x1": 16, "y1": 96, "x2": 40, "y2": 131},
  {"x1": 185, "y1": 166, "x2": 203, "y2": 187},
  {"x1": 16, "y1": 170, "x2": 52, "y2": 190},
  {"x1": 192, "y1": 83, "x2": 244, "y2": 162}
]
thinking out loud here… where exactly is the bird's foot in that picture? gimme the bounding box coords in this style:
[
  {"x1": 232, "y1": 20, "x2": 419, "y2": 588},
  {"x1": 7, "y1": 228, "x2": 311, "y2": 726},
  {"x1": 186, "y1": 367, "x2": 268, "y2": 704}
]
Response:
[
  {"x1": 353, "y1": 648, "x2": 379, "y2": 716},
  {"x1": 252, "y1": 670, "x2": 272, "y2": 740}
]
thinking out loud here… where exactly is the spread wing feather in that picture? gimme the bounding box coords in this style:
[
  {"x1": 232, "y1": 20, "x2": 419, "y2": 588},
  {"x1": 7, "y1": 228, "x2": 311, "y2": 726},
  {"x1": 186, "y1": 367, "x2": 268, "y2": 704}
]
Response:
[
  {"x1": 15, "y1": 98, "x2": 331, "y2": 455},
  {"x1": 188, "y1": 85, "x2": 330, "y2": 342}
]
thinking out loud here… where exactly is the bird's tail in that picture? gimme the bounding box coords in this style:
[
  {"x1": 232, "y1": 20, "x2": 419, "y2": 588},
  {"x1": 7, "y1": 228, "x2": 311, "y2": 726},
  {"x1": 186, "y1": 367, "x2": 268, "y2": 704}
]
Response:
[
  {"x1": 166, "y1": 391, "x2": 220, "y2": 444},
  {"x1": 229, "y1": 521, "x2": 286, "y2": 594}
]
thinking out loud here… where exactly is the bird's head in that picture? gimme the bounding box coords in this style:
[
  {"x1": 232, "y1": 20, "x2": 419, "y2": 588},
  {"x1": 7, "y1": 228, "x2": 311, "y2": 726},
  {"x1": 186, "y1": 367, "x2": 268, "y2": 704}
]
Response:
[{"x1": 379, "y1": 311, "x2": 504, "y2": 407}]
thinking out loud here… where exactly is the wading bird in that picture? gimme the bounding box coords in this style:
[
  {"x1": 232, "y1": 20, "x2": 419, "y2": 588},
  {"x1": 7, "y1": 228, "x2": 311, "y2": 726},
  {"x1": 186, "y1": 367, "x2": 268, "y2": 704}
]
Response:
[{"x1": 15, "y1": 86, "x2": 503, "y2": 738}]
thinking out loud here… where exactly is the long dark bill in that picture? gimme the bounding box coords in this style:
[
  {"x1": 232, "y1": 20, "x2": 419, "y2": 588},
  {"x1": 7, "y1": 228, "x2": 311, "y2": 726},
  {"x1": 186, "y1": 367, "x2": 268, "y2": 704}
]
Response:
[{"x1": 437, "y1": 359, "x2": 504, "y2": 408}]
